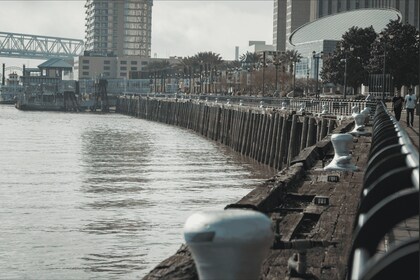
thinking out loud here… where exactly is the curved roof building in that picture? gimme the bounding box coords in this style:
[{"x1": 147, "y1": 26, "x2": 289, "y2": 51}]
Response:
[
  {"x1": 289, "y1": 8, "x2": 402, "y2": 47},
  {"x1": 289, "y1": 9, "x2": 402, "y2": 80}
]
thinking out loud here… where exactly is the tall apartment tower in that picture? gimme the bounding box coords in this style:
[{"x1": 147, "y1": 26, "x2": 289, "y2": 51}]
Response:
[
  {"x1": 273, "y1": 0, "x2": 419, "y2": 51},
  {"x1": 84, "y1": 0, "x2": 153, "y2": 57},
  {"x1": 273, "y1": 0, "x2": 311, "y2": 51}
]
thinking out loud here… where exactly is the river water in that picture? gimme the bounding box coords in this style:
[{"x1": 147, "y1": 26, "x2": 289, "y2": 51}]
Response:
[{"x1": 0, "y1": 105, "x2": 276, "y2": 279}]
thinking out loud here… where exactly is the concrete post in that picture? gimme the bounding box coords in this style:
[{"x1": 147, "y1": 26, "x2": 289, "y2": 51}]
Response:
[{"x1": 184, "y1": 209, "x2": 273, "y2": 280}]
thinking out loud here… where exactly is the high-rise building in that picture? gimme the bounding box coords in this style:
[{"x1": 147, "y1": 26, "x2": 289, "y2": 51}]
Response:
[
  {"x1": 273, "y1": 0, "x2": 419, "y2": 51},
  {"x1": 84, "y1": 0, "x2": 153, "y2": 57},
  {"x1": 273, "y1": 0, "x2": 311, "y2": 52}
]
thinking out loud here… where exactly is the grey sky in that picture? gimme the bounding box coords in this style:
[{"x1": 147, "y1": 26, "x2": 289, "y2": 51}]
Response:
[{"x1": 0, "y1": 0, "x2": 273, "y2": 68}]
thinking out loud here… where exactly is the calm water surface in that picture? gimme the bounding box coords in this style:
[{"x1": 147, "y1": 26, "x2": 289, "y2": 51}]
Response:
[{"x1": 0, "y1": 105, "x2": 276, "y2": 279}]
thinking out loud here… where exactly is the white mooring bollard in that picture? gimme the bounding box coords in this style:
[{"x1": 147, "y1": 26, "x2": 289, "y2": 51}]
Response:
[
  {"x1": 184, "y1": 209, "x2": 274, "y2": 280},
  {"x1": 320, "y1": 104, "x2": 329, "y2": 115},
  {"x1": 298, "y1": 102, "x2": 305, "y2": 113},
  {"x1": 324, "y1": 133, "x2": 358, "y2": 171},
  {"x1": 360, "y1": 107, "x2": 371, "y2": 125},
  {"x1": 281, "y1": 102, "x2": 288, "y2": 110},
  {"x1": 350, "y1": 112, "x2": 368, "y2": 136}
]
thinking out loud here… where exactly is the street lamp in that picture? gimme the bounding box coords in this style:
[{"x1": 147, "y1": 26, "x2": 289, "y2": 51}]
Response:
[
  {"x1": 273, "y1": 56, "x2": 281, "y2": 93},
  {"x1": 306, "y1": 70, "x2": 309, "y2": 97},
  {"x1": 290, "y1": 56, "x2": 299, "y2": 94},
  {"x1": 312, "y1": 51, "x2": 323, "y2": 99},
  {"x1": 261, "y1": 51, "x2": 267, "y2": 96},
  {"x1": 340, "y1": 46, "x2": 354, "y2": 99},
  {"x1": 378, "y1": 33, "x2": 394, "y2": 100}
]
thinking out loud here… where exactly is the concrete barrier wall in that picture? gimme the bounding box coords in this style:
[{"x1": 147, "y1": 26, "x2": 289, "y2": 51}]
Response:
[{"x1": 116, "y1": 96, "x2": 338, "y2": 170}]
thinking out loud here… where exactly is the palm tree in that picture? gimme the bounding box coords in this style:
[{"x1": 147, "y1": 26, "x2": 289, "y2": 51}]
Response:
[
  {"x1": 239, "y1": 52, "x2": 262, "y2": 95},
  {"x1": 190, "y1": 52, "x2": 223, "y2": 93},
  {"x1": 239, "y1": 51, "x2": 261, "y2": 69},
  {"x1": 145, "y1": 60, "x2": 171, "y2": 93},
  {"x1": 283, "y1": 50, "x2": 302, "y2": 94}
]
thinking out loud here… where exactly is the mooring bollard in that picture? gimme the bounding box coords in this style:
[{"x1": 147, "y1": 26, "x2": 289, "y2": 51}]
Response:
[
  {"x1": 298, "y1": 102, "x2": 305, "y2": 113},
  {"x1": 321, "y1": 104, "x2": 329, "y2": 115},
  {"x1": 324, "y1": 133, "x2": 358, "y2": 171},
  {"x1": 239, "y1": 99, "x2": 243, "y2": 106},
  {"x1": 184, "y1": 209, "x2": 274, "y2": 280},
  {"x1": 360, "y1": 107, "x2": 371, "y2": 125},
  {"x1": 350, "y1": 113, "x2": 368, "y2": 136},
  {"x1": 281, "y1": 102, "x2": 287, "y2": 110},
  {"x1": 259, "y1": 100, "x2": 265, "y2": 108}
]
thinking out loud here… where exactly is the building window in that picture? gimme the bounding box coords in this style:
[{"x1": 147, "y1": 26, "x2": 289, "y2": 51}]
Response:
[
  {"x1": 82, "y1": 71, "x2": 89, "y2": 76},
  {"x1": 104, "y1": 60, "x2": 110, "y2": 64},
  {"x1": 82, "y1": 65, "x2": 89, "y2": 70},
  {"x1": 120, "y1": 66, "x2": 127, "y2": 71},
  {"x1": 131, "y1": 67, "x2": 137, "y2": 71},
  {"x1": 131, "y1": 61, "x2": 137, "y2": 65},
  {"x1": 120, "y1": 61, "x2": 127, "y2": 65},
  {"x1": 83, "y1": 59, "x2": 89, "y2": 63},
  {"x1": 120, "y1": 72, "x2": 127, "y2": 77},
  {"x1": 141, "y1": 61, "x2": 148, "y2": 65},
  {"x1": 104, "y1": 66, "x2": 110, "y2": 70}
]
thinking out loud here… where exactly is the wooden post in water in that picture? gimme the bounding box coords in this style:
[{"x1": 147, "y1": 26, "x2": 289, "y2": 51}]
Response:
[
  {"x1": 287, "y1": 114, "x2": 298, "y2": 166},
  {"x1": 306, "y1": 117, "x2": 316, "y2": 147},
  {"x1": 268, "y1": 113, "x2": 280, "y2": 167},
  {"x1": 320, "y1": 118, "x2": 328, "y2": 139},
  {"x1": 276, "y1": 115, "x2": 288, "y2": 170},
  {"x1": 300, "y1": 116, "x2": 309, "y2": 150}
]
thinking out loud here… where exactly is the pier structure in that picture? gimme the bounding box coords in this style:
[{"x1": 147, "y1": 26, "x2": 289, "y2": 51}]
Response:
[
  {"x1": 115, "y1": 96, "x2": 418, "y2": 280},
  {"x1": 117, "y1": 96, "x2": 347, "y2": 170}
]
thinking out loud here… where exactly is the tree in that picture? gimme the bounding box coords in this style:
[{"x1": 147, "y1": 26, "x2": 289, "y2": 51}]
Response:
[
  {"x1": 284, "y1": 49, "x2": 302, "y2": 74},
  {"x1": 368, "y1": 20, "x2": 419, "y2": 89},
  {"x1": 239, "y1": 51, "x2": 261, "y2": 69},
  {"x1": 321, "y1": 26, "x2": 377, "y2": 94}
]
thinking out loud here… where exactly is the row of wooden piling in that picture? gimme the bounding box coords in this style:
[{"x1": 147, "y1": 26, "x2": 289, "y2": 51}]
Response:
[{"x1": 116, "y1": 97, "x2": 338, "y2": 170}]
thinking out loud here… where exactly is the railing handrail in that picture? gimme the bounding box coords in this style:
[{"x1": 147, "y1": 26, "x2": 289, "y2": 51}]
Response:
[{"x1": 347, "y1": 101, "x2": 419, "y2": 280}]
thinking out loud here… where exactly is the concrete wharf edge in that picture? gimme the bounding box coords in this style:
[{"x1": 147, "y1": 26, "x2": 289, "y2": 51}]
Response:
[{"x1": 142, "y1": 120, "x2": 373, "y2": 280}]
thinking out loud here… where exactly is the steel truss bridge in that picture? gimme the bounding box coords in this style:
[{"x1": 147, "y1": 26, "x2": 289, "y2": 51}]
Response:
[{"x1": 0, "y1": 31, "x2": 84, "y2": 59}]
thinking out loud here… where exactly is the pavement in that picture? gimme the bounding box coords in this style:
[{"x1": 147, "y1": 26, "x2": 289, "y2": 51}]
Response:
[
  {"x1": 397, "y1": 109, "x2": 419, "y2": 149},
  {"x1": 376, "y1": 108, "x2": 419, "y2": 255}
]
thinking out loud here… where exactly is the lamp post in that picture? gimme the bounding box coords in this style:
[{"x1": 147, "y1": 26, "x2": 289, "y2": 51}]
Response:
[
  {"x1": 290, "y1": 56, "x2": 297, "y2": 94},
  {"x1": 378, "y1": 33, "x2": 394, "y2": 100},
  {"x1": 261, "y1": 52, "x2": 267, "y2": 96},
  {"x1": 340, "y1": 46, "x2": 354, "y2": 99},
  {"x1": 312, "y1": 51, "x2": 323, "y2": 99},
  {"x1": 273, "y1": 57, "x2": 281, "y2": 93},
  {"x1": 306, "y1": 70, "x2": 309, "y2": 97}
]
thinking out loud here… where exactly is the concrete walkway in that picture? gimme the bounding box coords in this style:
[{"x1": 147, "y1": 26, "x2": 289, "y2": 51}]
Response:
[
  {"x1": 398, "y1": 109, "x2": 419, "y2": 149},
  {"x1": 386, "y1": 105, "x2": 418, "y2": 149}
]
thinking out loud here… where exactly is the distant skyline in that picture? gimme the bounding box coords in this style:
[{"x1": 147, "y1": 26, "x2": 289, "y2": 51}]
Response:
[{"x1": 0, "y1": 0, "x2": 273, "y2": 69}]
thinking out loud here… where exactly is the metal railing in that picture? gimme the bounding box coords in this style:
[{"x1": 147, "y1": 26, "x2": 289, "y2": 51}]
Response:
[
  {"x1": 347, "y1": 101, "x2": 419, "y2": 280},
  {"x1": 122, "y1": 92, "x2": 377, "y2": 117}
]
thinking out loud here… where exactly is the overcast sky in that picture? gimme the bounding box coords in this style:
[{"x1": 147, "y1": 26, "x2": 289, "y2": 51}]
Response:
[{"x1": 0, "y1": 0, "x2": 273, "y2": 69}]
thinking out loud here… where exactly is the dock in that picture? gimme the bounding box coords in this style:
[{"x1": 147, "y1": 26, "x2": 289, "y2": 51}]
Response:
[{"x1": 137, "y1": 99, "x2": 418, "y2": 280}]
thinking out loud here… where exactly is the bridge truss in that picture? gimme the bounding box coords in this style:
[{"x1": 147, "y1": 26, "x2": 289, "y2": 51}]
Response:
[{"x1": 0, "y1": 31, "x2": 84, "y2": 59}]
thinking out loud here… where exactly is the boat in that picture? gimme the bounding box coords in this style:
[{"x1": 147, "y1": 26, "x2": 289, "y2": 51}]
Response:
[{"x1": 0, "y1": 72, "x2": 23, "y2": 104}]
